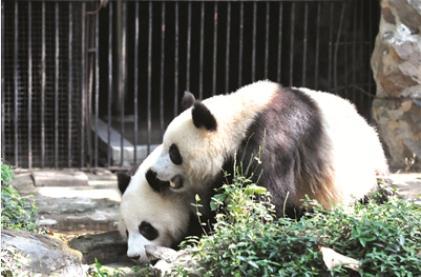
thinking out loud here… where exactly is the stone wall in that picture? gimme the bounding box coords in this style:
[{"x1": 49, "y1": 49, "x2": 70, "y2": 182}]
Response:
[{"x1": 371, "y1": 0, "x2": 421, "y2": 171}]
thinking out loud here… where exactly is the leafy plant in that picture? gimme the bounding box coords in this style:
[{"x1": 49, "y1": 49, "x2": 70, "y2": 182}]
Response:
[
  {"x1": 88, "y1": 259, "x2": 116, "y2": 277},
  {"x1": 1, "y1": 164, "x2": 38, "y2": 232},
  {"x1": 177, "y1": 174, "x2": 421, "y2": 276},
  {"x1": 1, "y1": 163, "x2": 14, "y2": 184},
  {"x1": 88, "y1": 259, "x2": 155, "y2": 277}
]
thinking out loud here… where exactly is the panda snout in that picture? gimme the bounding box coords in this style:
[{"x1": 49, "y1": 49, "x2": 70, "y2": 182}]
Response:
[{"x1": 145, "y1": 169, "x2": 171, "y2": 193}]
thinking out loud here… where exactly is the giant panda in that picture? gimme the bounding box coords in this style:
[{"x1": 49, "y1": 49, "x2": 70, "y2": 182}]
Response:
[
  {"x1": 118, "y1": 145, "x2": 205, "y2": 263},
  {"x1": 145, "y1": 80, "x2": 388, "y2": 215},
  {"x1": 120, "y1": 80, "x2": 388, "y2": 262}
]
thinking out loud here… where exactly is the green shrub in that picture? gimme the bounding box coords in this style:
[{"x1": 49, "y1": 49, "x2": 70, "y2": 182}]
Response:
[
  {"x1": 179, "y1": 174, "x2": 421, "y2": 276},
  {"x1": 1, "y1": 164, "x2": 38, "y2": 232}
]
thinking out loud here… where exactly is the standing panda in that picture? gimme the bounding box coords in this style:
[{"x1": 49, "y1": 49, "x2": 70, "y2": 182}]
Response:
[{"x1": 145, "y1": 80, "x2": 388, "y2": 215}]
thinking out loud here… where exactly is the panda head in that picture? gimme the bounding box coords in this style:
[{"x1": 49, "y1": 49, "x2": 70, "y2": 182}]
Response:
[
  {"x1": 118, "y1": 145, "x2": 191, "y2": 263},
  {"x1": 146, "y1": 92, "x2": 227, "y2": 195}
]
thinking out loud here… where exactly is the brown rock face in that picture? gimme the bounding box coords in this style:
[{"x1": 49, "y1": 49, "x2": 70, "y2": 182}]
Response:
[{"x1": 371, "y1": 0, "x2": 421, "y2": 171}]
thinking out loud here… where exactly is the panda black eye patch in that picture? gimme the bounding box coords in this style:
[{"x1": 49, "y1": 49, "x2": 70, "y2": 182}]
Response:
[
  {"x1": 139, "y1": 221, "x2": 159, "y2": 241},
  {"x1": 169, "y1": 144, "x2": 183, "y2": 165}
]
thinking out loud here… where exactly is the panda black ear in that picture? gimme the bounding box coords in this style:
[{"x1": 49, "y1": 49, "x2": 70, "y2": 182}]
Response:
[
  {"x1": 117, "y1": 172, "x2": 131, "y2": 194},
  {"x1": 192, "y1": 101, "x2": 217, "y2": 131},
  {"x1": 181, "y1": 91, "x2": 196, "y2": 111}
]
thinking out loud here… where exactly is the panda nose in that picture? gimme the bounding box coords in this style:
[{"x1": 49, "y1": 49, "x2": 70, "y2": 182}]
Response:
[{"x1": 128, "y1": 255, "x2": 140, "y2": 260}]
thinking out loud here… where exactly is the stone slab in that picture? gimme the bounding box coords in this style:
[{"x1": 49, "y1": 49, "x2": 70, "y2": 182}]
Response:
[
  {"x1": 32, "y1": 170, "x2": 89, "y2": 187},
  {"x1": 10, "y1": 172, "x2": 37, "y2": 196},
  {"x1": 36, "y1": 195, "x2": 120, "y2": 233}
]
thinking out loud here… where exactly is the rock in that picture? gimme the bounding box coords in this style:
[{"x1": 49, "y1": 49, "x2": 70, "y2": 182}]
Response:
[
  {"x1": 32, "y1": 170, "x2": 89, "y2": 187},
  {"x1": 36, "y1": 195, "x2": 120, "y2": 232},
  {"x1": 145, "y1": 245, "x2": 179, "y2": 263},
  {"x1": 389, "y1": 173, "x2": 421, "y2": 202},
  {"x1": 18, "y1": 169, "x2": 123, "y2": 233},
  {"x1": 68, "y1": 231, "x2": 131, "y2": 264},
  {"x1": 145, "y1": 245, "x2": 200, "y2": 276},
  {"x1": 319, "y1": 246, "x2": 360, "y2": 271},
  {"x1": 89, "y1": 262, "x2": 154, "y2": 277},
  {"x1": 1, "y1": 229, "x2": 86, "y2": 276},
  {"x1": 10, "y1": 172, "x2": 37, "y2": 196},
  {"x1": 8, "y1": 169, "x2": 121, "y2": 233},
  {"x1": 371, "y1": 0, "x2": 421, "y2": 171}
]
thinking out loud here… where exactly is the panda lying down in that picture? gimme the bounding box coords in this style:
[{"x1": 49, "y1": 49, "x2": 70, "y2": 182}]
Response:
[{"x1": 118, "y1": 80, "x2": 388, "y2": 263}]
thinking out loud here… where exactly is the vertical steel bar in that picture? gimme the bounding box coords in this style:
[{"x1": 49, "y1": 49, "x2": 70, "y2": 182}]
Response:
[
  {"x1": 199, "y1": 2, "x2": 204, "y2": 99},
  {"x1": 119, "y1": 2, "x2": 127, "y2": 166},
  {"x1": 238, "y1": 2, "x2": 244, "y2": 86},
  {"x1": 344, "y1": 17, "x2": 349, "y2": 98},
  {"x1": 86, "y1": 16, "x2": 92, "y2": 169},
  {"x1": 302, "y1": 2, "x2": 308, "y2": 86},
  {"x1": 368, "y1": 0, "x2": 373, "y2": 97},
  {"x1": 1, "y1": 2, "x2": 4, "y2": 162},
  {"x1": 277, "y1": 2, "x2": 283, "y2": 83},
  {"x1": 159, "y1": 3, "x2": 165, "y2": 132},
  {"x1": 314, "y1": 3, "x2": 321, "y2": 89},
  {"x1": 327, "y1": 2, "x2": 334, "y2": 89},
  {"x1": 264, "y1": 2, "x2": 270, "y2": 79},
  {"x1": 225, "y1": 2, "x2": 231, "y2": 92},
  {"x1": 41, "y1": 1, "x2": 46, "y2": 167},
  {"x1": 186, "y1": 2, "x2": 191, "y2": 91},
  {"x1": 212, "y1": 2, "x2": 218, "y2": 94},
  {"x1": 289, "y1": 2, "x2": 295, "y2": 86},
  {"x1": 174, "y1": 2, "x2": 179, "y2": 116},
  {"x1": 14, "y1": 1, "x2": 19, "y2": 166},
  {"x1": 81, "y1": 2, "x2": 86, "y2": 167},
  {"x1": 148, "y1": 2, "x2": 153, "y2": 154},
  {"x1": 134, "y1": 1, "x2": 139, "y2": 163},
  {"x1": 54, "y1": 3, "x2": 59, "y2": 167},
  {"x1": 94, "y1": 6, "x2": 99, "y2": 168},
  {"x1": 28, "y1": 2, "x2": 33, "y2": 169},
  {"x1": 68, "y1": 2, "x2": 73, "y2": 167},
  {"x1": 107, "y1": 2, "x2": 113, "y2": 166},
  {"x1": 358, "y1": 0, "x2": 364, "y2": 108},
  {"x1": 351, "y1": 0, "x2": 357, "y2": 104},
  {"x1": 333, "y1": 3, "x2": 346, "y2": 92},
  {"x1": 251, "y1": 2, "x2": 256, "y2": 81}
]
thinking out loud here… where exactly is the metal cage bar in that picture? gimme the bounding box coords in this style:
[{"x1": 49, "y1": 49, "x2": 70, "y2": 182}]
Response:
[
  {"x1": 1, "y1": 0, "x2": 380, "y2": 169},
  {"x1": 27, "y1": 1, "x2": 33, "y2": 168},
  {"x1": 13, "y1": 1, "x2": 19, "y2": 167},
  {"x1": 134, "y1": 1, "x2": 139, "y2": 164}
]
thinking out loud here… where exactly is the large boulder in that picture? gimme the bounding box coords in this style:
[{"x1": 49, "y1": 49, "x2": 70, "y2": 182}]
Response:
[
  {"x1": 371, "y1": 0, "x2": 421, "y2": 171},
  {"x1": 1, "y1": 230, "x2": 86, "y2": 276}
]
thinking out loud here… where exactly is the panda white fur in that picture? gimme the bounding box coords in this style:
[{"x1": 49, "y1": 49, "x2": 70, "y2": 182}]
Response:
[
  {"x1": 146, "y1": 80, "x2": 388, "y2": 213},
  {"x1": 118, "y1": 145, "x2": 198, "y2": 263},
  {"x1": 120, "y1": 80, "x2": 388, "y2": 262}
]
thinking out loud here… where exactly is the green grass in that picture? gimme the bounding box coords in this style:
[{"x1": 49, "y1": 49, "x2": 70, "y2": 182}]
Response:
[
  {"x1": 1, "y1": 164, "x2": 38, "y2": 232},
  {"x1": 176, "y1": 174, "x2": 421, "y2": 276}
]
